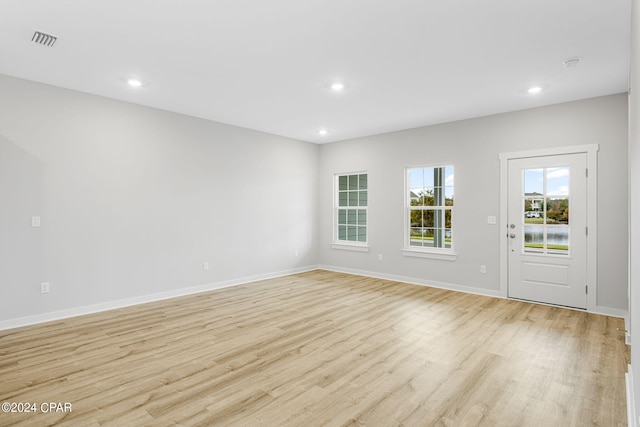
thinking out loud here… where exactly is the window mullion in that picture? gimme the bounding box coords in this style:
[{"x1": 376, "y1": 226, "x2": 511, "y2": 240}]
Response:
[
  {"x1": 406, "y1": 165, "x2": 454, "y2": 253},
  {"x1": 335, "y1": 172, "x2": 367, "y2": 245}
]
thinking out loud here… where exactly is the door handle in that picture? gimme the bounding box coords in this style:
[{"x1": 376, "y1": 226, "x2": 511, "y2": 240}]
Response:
[{"x1": 510, "y1": 233, "x2": 516, "y2": 238}]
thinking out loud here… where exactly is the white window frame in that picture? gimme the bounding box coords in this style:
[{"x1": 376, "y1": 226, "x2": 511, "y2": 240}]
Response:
[
  {"x1": 402, "y1": 164, "x2": 457, "y2": 261},
  {"x1": 331, "y1": 171, "x2": 369, "y2": 252}
]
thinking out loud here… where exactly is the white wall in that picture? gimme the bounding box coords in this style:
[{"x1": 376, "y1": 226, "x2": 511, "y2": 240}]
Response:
[
  {"x1": 319, "y1": 94, "x2": 629, "y2": 312},
  {"x1": 629, "y1": 0, "x2": 640, "y2": 421},
  {"x1": 0, "y1": 74, "x2": 319, "y2": 324},
  {"x1": 0, "y1": 73, "x2": 630, "y2": 328}
]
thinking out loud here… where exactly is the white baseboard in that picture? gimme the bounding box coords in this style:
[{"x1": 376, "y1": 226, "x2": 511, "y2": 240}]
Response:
[
  {"x1": 627, "y1": 364, "x2": 637, "y2": 427},
  {"x1": 0, "y1": 265, "x2": 318, "y2": 331},
  {"x1": 317, "y1": 264, "x2": 504, "y2": 299},
  {"x1": 589, "y1": 306, "x2": 629, "y2": 320},
  {"x1": 2, "y1": 265, "x2": 628, "y2": 331},
  {"x1": 317, "y1": 265, "x2": 629, "y2": 319}
]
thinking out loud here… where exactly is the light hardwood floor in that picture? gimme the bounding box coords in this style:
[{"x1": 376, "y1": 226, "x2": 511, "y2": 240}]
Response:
[{"x1": 0, "y1": 270, "x2": 629, "y2": 426}]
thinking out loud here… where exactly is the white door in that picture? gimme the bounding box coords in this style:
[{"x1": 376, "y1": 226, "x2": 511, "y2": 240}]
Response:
[{"x1": 507, "y1": 153, "x2": 587, "y2": 309}]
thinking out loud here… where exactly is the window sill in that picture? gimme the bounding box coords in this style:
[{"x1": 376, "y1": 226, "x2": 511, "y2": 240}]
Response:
[
  {"x1": 331, "y1": 242, "x2": 370, "y2": 252},
  {"x1": 402, "y1": 248, "x2": 457, "y2": 261}
]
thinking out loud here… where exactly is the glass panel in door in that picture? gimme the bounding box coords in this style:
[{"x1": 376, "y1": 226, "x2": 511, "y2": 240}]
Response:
[{"x1": 522, "y1": 166, "x2": 570, "y2": 255}]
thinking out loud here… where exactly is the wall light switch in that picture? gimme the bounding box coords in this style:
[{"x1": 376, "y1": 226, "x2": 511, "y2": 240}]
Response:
[
  {"x1": 487, "y1": 216, "x2": 497, "y2": 225},
  {"x1": 203, "y1": 262, "x2": 209, "y2": 271},
  {"x1": 32, "y1": 216, "x2": 41, "y2": 227}
]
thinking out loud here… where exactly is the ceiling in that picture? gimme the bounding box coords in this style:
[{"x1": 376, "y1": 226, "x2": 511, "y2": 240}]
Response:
[{"x1": 0, "y1": 1, "x2": 632, "y2": 143}]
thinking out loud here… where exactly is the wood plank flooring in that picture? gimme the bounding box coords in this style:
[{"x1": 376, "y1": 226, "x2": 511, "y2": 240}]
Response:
[{"x1": 0, "y1": 270, "x2": 630, "y2": 426}]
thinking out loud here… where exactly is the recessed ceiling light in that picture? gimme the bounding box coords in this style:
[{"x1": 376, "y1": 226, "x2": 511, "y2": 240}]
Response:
[
  {"x1": 318, "y1": 129, "x2": 328, "y2": 136},
  {"x1": 528, "y1": 86, "x2": 542, "y2": 95},
  {"x1": 330, "y1": 82, "x2": 345, "y2": 92},
  {"x1": 127, "y1": 79, "x2": 142, "y2": 88}
]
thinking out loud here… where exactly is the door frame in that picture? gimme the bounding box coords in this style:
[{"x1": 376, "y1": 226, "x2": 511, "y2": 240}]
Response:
[{"x1": 499, "y1": 144, "x2": 599, "y2": 310}]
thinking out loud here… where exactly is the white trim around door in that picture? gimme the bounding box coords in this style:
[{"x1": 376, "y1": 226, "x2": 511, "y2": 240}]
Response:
[{"x1": 499, "y1": 144, "x2": 599, "y2": 311}]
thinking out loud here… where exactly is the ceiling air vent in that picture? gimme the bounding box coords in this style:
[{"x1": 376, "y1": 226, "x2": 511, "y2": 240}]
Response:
[{"x1": 31, "y1": 30, "x2": 57, "y2": 47}]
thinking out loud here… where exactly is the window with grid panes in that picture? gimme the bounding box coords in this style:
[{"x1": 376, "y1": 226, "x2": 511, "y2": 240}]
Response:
[
  {"x1": 335, "y1": 173, "x2": 367, "y2": 244},
  {"x1": 406, "y1": 166, "x2": 454, "y2": 252}
]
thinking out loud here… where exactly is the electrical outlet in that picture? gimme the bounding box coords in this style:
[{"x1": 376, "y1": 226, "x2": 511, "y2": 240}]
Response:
[
  {"x1": 32, "y1": 216, "x2": 41, "y2": 227},
  {"x1": 295, "y1": 250, "x2": 299, "y2": 257},
  {"x1": 41, "y1": 282, "x2": 50, "y2": 293},
  {"x1": 480, "y1": 265, "x2": 487, "y2": 274},
  {"x1": 203, "y1": 262, "x2": 209, "y2": 271}
]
